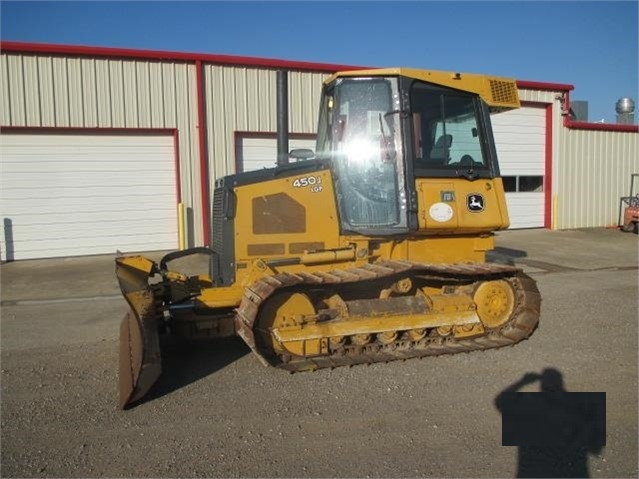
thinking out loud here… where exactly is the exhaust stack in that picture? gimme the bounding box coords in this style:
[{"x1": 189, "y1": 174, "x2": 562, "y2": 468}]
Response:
[{"x1": 277, "y1": 70, "x2": 289, "y2": 166}]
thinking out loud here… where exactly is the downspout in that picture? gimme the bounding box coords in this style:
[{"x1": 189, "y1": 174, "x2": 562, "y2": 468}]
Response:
[{"x1": 195, "y1": 60, "x2": 211, "y2": 246}]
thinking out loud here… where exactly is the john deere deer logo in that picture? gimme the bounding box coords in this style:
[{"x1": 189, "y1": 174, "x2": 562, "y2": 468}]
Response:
[{"x1": 467, "y1": 194, "x2": 485, "y2": 212}]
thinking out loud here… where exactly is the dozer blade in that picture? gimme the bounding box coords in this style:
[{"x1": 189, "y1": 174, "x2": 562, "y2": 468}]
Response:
[{"x1": 115, "y1": 257, "x2": 162, "y2": 409}]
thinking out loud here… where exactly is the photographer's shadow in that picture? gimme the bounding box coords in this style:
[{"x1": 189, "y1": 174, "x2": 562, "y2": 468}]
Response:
[{"x1": 495, "y1": 368, "x2": 605, "y2": 478}]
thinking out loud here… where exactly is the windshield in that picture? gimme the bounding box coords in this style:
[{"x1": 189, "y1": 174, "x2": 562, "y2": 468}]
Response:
[
  {"x1": 316, "y1": 78, "x2": 407, "y2": 232},
  {"x1": 411, "y1": 85, "x2": 488, "y2": 176}
]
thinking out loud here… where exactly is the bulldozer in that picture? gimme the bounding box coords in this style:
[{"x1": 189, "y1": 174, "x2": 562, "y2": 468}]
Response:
[{"x1": 115, "y1": 68, "x2": 541, "y2": 409}]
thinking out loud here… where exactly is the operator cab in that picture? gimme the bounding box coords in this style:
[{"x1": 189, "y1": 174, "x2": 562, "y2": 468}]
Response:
[{"x1": 314, "y1": 72, "x2": 502, "y2": 236}]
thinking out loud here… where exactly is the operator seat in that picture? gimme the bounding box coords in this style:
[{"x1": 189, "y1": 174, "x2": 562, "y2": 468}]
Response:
[{"x1": 429, "y1": 134, "x2": 452, "y2": 165}]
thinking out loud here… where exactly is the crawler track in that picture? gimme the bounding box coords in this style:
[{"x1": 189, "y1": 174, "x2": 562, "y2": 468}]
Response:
[{"x1": 235, "y1": 261, "x2": 541, "y2": 371}]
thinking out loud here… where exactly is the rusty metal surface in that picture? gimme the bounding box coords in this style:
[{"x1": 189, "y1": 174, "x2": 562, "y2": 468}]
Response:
[
  {"x1": 236, "y1": 260, "x2": 540, "y2": 371},
  {"x1": 115, "y1": 258, "x2": 164, "y2": 409},
  {"x1": 118, "y1": 306, "x2": 162, "y2": 409}
]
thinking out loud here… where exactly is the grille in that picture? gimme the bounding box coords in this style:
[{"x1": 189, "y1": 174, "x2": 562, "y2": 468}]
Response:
[
  {"x1": 489, "y1": 79, "x2": 519, "y2": 105},
  {"x1": 211, "y1": 187, "x2": 224, "y2": 252}
]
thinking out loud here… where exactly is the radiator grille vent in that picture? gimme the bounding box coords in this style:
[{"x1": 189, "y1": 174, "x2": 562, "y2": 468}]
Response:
[
  {"x1": 212, "y1": 187, "x2": 224, "y2": 252},
  {"x1": 489, "y1": 79, "x2": 519, "y2": 105}
]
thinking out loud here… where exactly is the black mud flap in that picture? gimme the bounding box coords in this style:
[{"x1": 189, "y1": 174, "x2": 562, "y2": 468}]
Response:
[{"x1": 115, "y1": 257, "x2": 163, "y2": 409}]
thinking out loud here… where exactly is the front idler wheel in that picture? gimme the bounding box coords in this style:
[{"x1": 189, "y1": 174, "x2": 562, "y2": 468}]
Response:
[{"x1": 473, "y1": 279, "x2": 516, "y2": 329}]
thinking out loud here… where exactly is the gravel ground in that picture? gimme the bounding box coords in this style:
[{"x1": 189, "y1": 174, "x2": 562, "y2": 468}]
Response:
[{"x1": 1, "y1": 231, "x2": 637, "y2": 478}]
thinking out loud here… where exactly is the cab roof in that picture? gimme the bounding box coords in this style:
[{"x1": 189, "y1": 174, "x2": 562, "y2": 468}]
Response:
[{"x1": 325, "y1": 67, "x2": 520, "y2": 111}]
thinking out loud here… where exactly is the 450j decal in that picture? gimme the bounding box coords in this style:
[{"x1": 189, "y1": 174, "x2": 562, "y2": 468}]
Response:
[{"x1": 292, "y1": 175, "x2": 323, "y2": 193}]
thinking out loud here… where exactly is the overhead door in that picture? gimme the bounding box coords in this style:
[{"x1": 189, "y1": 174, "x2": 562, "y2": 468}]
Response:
[
  {"x1": 492, "y1": 106, "x2": 546, "y2": 229},
  {"x1": 237, "y1": 135, "x2": 317, "y2": 172},
  {"x1": 1, "y1": 132, "x2": 178, "y2": 261}
]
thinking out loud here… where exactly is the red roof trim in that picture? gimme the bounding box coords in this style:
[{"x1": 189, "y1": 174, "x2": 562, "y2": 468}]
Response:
[
  {"x1": 517, "y1": 80, "x2": 574, "y2": 92},
  {"x1": 3, "y1": 41, "x2": 636, "y2": 133},
  {"x1": 563, "y1": 90, "x2": 639, "y2": 133},
  {"x1": 0, "y1": 40, "x2": 366, "y2": 73},
  {"x1": 564, "y1": 120, "x2": 638, "y2": 133}
]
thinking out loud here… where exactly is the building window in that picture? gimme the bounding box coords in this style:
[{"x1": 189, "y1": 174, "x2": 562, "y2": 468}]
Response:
[{"x1": 503, "y1": 176, "x2": 544, "y2": 192}]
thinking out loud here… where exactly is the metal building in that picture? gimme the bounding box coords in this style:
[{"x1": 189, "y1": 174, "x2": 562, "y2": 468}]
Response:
[{"x1": 1, "y1": 42, "x2": 637, "y2": 260}]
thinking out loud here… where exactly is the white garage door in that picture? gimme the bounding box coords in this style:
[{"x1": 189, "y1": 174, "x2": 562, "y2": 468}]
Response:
[
  {"x1": 1, "y1": 132, "x2": 178, "y2": 261},
  {"x1": 492, "y1": 106, "x2": 546, "y2": 229},
  {"x1": 238, "y1": 136, "x2": 317, "y2": 172}
]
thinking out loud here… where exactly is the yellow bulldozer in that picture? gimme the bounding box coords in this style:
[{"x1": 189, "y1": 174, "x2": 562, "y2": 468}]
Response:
[{"x1": 115, "y1": 68, "x2": 541, "y2": 409}]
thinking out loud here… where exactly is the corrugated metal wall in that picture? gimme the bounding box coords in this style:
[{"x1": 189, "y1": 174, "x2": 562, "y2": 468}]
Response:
[
  {"x1": 202, "y1": 66, "x2": 325, "y2": 243},
  {"x1": 518, "y1": 87, "x2": 638, "y2": 229},
  {"x1": 1, "y1": 52, "x2": 328, "y2": 245},
  {"x1": 2, "y1": 50, "x2": 637, "y2": 249},
  {"x1": 203, "y1": 66, "x2": 325, "y2": 176},
  {"x1": 0, "y1": 53, "x2": 197, "y2": 129},
  {"x1": 556, "y1": 128, "x2": 638, "y2": 228}
]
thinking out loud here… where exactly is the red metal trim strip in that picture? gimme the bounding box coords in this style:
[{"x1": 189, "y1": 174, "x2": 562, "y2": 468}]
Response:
[
  {"x1": 195, "y1": 60, "x2": 210, "y2": 247},
  {"x1": 0, "y1": 125, "x2": 175, "y2": 135},
  {"x1": 517, "y1": 80, "x2": 574, "y2": 92},
  {"x1": 544, "y1": 104, "x2": 553, "y2": 229},
  {"x1": 564, "y1": 119, "x2": 638, "y2": 132},
  {"x1": 557, "y1": 89, "x2": 639, "y2": 132},
  {"x1": 173, "y1": 129, "x2": 182, "y2": 204},
  {"x1": 0, "y1": 40, "x2": 366, "y2": 73},
  {"x1": 518, "y1": 101, "x2": 553, "y2": 230}
]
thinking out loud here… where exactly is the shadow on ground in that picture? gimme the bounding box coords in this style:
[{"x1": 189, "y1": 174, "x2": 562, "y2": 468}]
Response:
[
  {"x1": 487, "y1": 246, "x2": 528, "y2": 265},
  {"x1": 136, "y1": 336, "x2": 250, "y2": 406},
  {"x1": 495, "y1": 369, "x2": 606, "y2": 478}
]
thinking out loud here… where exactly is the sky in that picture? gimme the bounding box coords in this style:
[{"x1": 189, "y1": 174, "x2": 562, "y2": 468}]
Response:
[{"x1": 1, "y1": 1, "x2": 637, "y2": 123}]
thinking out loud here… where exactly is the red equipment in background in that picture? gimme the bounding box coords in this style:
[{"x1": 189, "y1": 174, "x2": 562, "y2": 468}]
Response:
[{"x1": 619, "y1": 173, "x2": 639, "y2": 234}]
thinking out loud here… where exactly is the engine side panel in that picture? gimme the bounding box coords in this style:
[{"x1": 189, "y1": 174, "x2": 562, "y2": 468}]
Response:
[{"x1": 233, "y1": 168, "x2": 343, "y2": 269}]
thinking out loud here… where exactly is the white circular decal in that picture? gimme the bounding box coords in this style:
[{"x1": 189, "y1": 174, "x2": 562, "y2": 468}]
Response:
[{"x1": 429, "y1": 202, "x2": 454, "y2": 223}]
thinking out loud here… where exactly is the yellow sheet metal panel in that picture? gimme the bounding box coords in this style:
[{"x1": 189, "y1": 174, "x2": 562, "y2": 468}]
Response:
[
  {"x1": 327, "y1": 68, "x2": 520, "y2": 110},
  {"x1": 233, "y1": 168, "x2": 341, "y2": 264},
  {"x1": 416, "y1": 178, "x2": 510, "y2": 232}
]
